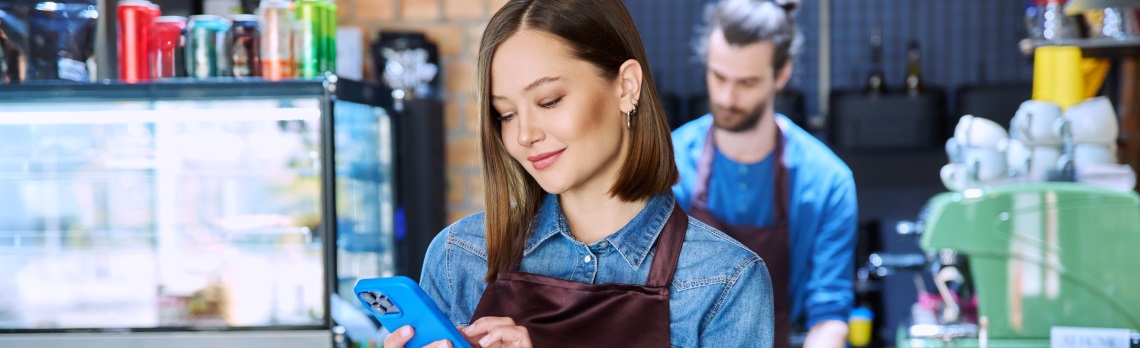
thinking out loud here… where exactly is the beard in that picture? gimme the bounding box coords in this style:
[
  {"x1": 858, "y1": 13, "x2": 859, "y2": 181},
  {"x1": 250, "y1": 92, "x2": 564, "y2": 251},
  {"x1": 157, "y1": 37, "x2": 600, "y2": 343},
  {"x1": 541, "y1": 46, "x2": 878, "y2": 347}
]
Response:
[{"x1": 710, "y1": 100, "x2": 767, "y2": 133}]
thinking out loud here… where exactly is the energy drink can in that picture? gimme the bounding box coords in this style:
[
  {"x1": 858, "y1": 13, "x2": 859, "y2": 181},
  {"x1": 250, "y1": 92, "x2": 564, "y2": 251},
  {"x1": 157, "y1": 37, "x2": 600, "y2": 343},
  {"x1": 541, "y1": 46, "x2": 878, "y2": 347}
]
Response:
[
  {"x1": 294, "y1": 0, "x2": 320, "y2": 78},
  {"x1": 230, "y1": 14, "x2": 260, "y2": 77},
  {"x1": 151, "y1": 16, "x2": 186, "y2": 79},
  {"x1": 185, "y1": 14, "x2": 231, "y2": 78},
  {"x1": 117, "y1": 0, "x2": 158, "y2": 82},
  {"x1": 257, "y1": 0, "x2": 293, "y2": 80}
]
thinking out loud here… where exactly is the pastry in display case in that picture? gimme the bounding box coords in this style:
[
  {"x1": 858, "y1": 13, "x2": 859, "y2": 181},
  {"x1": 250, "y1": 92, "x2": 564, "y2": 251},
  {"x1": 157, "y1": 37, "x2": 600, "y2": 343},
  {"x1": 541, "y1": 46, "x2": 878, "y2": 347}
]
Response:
[{"x1": 0, "y1": 78, "x2": 401, "y2": 348}]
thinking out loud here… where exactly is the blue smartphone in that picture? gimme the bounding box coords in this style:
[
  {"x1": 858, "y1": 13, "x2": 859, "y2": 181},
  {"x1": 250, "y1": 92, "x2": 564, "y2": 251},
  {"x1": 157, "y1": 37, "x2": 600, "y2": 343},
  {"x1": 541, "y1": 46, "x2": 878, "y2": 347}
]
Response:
[{"x1": 354, "y1": 276, "x2": 472, "y2": 348}]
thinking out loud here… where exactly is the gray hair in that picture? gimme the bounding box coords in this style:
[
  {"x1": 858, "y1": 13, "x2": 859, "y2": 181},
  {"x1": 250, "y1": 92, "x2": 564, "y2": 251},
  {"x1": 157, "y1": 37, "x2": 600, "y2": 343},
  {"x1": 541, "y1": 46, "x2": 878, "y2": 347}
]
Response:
[{"x1": 694, "y1": 0, "x2": 803, "y2": 73}]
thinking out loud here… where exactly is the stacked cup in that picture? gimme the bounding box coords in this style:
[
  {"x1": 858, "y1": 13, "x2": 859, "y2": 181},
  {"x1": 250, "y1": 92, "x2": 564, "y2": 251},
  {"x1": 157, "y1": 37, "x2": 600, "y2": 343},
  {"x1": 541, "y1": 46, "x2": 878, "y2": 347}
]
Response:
[
  {"x1": 942, "y1": 115, "x2": 1009, "y2": 191},
  {"x1": 1062, "y1": 97, "x2": 1119, "y2": 167},
  {"x1": 1008, "y1": 100, "x2": 1067, "y2": 181}
]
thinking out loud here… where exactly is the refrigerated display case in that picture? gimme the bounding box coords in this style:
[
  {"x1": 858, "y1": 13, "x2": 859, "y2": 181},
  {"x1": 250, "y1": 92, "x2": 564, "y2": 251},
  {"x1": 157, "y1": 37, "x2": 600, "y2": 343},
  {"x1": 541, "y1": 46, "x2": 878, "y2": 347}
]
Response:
[{"x1": 0, "y1": 77, "x2": 405, "y2": 348}]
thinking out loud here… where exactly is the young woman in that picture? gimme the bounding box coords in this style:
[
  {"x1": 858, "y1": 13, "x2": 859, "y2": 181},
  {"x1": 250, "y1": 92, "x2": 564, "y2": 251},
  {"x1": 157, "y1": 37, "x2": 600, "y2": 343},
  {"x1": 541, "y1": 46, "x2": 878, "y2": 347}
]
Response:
[{"x1": 385, "y1": 0, "x2": 774, "y2": 347}]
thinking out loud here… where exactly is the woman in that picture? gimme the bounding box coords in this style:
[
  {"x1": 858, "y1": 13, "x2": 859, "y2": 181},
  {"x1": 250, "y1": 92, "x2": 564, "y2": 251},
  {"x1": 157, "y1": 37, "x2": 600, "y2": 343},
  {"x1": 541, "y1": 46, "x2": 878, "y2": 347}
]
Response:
[{"x1": 385, "y1": 0, "x2": 774, "y2": 347}]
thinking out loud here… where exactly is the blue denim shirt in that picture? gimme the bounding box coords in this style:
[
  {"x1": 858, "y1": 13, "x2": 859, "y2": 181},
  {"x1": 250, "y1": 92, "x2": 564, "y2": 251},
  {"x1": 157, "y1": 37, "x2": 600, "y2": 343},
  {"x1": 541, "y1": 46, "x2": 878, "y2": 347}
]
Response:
[{"x1": 420, "y1": 193, "x2": 774, "y2": 347}]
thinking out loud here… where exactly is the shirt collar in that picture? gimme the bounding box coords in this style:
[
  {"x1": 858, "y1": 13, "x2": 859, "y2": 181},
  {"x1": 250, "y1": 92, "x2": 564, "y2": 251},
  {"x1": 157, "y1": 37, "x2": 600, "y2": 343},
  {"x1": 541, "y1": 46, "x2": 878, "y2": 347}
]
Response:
[{"x1": 524, "y1": 192, "x2": 677, "y2": 269}]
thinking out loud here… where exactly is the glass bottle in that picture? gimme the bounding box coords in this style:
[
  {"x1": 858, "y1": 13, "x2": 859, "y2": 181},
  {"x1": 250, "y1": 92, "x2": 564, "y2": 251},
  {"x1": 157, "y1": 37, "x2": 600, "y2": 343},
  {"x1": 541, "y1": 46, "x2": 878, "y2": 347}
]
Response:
[
  {"x1": 865, "y1": 26, "x2": 886, "y2": 96},
  {"x1": 905, "y1": 40, "x2": 924, "y2": 96}
]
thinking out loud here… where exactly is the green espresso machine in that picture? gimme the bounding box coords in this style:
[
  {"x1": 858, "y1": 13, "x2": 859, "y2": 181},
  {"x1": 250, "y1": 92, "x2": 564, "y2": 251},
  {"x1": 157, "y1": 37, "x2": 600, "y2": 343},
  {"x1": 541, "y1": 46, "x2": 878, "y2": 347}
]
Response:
[{"x1": 898, "y1": 183, "x2": 1140, "y2": 347}]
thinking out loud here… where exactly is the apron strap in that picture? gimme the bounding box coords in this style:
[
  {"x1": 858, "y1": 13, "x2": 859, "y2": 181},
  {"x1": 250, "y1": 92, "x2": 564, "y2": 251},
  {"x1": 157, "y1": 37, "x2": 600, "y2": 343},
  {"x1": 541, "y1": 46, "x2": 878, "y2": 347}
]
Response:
[
  {"x1": 770, "y1": 119, "x2": 790, "y2": 225},
  {"x1": 693, "y1": 126, "x2": 717, "y2": 206},
  {"x1": 645, "y1": 203, "x2": 688, "y2": 288}
]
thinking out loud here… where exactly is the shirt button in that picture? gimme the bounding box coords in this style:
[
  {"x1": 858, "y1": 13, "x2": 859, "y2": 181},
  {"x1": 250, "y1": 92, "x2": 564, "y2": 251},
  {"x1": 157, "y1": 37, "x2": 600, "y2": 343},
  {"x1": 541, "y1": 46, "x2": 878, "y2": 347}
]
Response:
[
  {"x1": 739, "y1": 182, "x2": 748, "y2": 191},
  {"x1": 599, "y1": 241, "x2": 609, "y2": 248},
  {"x1": 739, "y1": 166, "x2": 748, "y2": 174},
  {"x1": 584, "y1": 255, "x2": 592, "y2": 263}
]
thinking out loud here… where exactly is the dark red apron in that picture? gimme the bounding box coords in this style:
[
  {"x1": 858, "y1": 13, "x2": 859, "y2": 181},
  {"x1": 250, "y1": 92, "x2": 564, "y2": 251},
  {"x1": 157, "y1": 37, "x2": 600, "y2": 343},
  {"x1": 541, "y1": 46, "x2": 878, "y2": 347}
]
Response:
[
  {"x1": 471, "y1": 203, "x2": 688, "y2": 347},
  {"x1": 689, "y1": 125, "x2": 791, "y2": 348}
]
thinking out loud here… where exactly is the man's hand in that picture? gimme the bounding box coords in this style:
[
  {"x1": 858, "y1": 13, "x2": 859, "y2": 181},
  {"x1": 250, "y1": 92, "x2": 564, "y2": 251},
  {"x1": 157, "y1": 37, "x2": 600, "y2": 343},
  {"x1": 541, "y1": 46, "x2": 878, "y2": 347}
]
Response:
[{"x1": 802, "y1": 320, "x2": 848, "y2": 348}]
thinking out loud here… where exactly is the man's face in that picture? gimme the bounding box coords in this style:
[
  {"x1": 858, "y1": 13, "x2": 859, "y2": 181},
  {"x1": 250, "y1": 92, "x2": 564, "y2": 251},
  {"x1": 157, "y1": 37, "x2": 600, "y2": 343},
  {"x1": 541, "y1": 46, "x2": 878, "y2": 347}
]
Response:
[{"x1": 705, "y1": 29, "x2": 791, "y2": 132}]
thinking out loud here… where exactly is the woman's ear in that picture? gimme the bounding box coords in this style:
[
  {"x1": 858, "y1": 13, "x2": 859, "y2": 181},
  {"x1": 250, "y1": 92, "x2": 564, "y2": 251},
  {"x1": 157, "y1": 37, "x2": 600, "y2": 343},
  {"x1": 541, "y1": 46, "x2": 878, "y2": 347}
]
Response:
[{"x1": 617, "y1": 59, "x2": 643, "y2": 113}]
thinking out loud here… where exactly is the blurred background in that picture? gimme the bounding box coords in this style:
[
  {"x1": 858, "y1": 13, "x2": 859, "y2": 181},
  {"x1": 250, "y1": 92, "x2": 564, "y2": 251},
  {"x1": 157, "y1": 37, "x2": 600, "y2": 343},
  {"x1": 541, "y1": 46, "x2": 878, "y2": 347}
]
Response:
[{"x1": 1, "y1": 0, "x2": 1139, "y2": 347}]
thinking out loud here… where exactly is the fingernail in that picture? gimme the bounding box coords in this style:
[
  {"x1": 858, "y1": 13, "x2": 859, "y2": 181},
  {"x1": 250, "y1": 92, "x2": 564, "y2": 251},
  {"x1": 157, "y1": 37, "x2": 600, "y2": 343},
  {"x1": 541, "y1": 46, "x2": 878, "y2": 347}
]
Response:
[
  {"x1": 399, "y1": 326, "x2": 412, "y2": 338},
  {"x1": 479, "y1": 337, "x2": 491, "y2": 347},
  {"x1": 461, "y1": 325, "x2": 472, "y2": 334},
  {"x1": 436, "y1": 342, "x2": 449, "y2": 348}
]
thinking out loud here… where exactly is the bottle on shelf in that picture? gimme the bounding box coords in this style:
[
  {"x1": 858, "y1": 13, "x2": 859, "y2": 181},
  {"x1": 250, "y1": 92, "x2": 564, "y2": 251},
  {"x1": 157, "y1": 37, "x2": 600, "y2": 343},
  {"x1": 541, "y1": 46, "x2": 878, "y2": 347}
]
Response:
[
  {"x1": 865, "y1": 25, "x2": 886, "y2": 96},
  {"x1": 905, "y1": 40, "x2": 924, "y2": 96}
]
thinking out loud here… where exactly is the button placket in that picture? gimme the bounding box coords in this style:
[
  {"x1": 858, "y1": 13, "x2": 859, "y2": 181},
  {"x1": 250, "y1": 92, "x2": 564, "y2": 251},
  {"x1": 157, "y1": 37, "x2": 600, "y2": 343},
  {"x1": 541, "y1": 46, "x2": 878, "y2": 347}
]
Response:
[{"x1": 580, "y1": 246, "x2": 598, "y2": 283}]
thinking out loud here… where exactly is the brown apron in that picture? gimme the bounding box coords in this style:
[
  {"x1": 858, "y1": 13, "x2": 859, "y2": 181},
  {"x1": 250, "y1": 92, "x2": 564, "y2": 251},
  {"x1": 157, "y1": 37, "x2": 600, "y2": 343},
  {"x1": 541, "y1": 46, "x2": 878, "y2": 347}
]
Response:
[
  {"x1": 471, "y1": 203, "x2": 688, "y2": 347},
  {"x1": 689, "y1": 125, "x2": 791, "y2": 348}
]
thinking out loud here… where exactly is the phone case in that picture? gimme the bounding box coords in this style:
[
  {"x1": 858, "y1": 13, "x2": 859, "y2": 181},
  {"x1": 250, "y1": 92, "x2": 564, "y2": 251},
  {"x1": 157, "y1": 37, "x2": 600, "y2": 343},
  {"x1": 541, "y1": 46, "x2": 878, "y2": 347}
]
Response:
[{"x1": 354, "y1": 276, "x2": 472, "y2": 348}]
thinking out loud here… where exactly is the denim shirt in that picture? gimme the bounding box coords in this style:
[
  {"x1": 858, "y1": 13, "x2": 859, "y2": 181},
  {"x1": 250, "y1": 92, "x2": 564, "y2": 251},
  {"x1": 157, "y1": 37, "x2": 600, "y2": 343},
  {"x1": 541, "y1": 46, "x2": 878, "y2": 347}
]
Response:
[{"x1": 420, "y1": 193, "x2": 774, "y2": 347}]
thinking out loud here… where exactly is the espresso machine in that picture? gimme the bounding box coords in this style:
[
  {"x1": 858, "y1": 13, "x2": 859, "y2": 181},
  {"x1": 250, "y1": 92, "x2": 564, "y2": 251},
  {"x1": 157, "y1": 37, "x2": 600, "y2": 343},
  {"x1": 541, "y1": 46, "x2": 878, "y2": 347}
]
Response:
[{"x1": 879, "y1": 183, "x2": 1140, "y2": 347}]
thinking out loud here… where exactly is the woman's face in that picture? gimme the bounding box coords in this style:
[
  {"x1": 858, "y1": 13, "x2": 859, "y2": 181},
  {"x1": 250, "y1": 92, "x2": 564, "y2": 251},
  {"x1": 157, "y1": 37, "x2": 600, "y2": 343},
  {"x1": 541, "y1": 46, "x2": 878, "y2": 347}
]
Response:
[{"x1": 490, "y1": 29, "x2": 629, "y2": 196}]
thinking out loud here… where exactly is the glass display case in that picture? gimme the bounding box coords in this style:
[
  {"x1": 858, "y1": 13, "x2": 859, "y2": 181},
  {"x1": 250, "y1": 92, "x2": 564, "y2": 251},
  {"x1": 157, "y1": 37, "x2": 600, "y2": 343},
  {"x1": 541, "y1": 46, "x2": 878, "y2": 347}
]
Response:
[{"x1": 0, "y1": 77, "x2": 397, "y2": 348}]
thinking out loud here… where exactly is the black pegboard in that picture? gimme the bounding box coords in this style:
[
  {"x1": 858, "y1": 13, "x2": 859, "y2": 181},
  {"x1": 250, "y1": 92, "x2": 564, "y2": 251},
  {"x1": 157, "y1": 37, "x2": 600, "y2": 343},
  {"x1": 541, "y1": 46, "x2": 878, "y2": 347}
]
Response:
[{"x1": 625, "y1": 0, "x2": 1033, "y2": 120}]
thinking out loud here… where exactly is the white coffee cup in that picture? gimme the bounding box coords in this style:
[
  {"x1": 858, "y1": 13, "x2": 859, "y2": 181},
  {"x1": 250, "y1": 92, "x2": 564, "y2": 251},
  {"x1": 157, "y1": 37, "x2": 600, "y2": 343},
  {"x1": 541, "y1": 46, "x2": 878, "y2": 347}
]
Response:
[
  {"x1": 1073, "y1": 143, "x2": 1118, "y2": 165},
  {"x1": 946, "y1": 138, "x2": 964, "y2": 164},
  {"x1": 967, "y1": 147, "x2": 1009, "y2": 182},
  {"x1": 1001, "y1": 138, "x2": 1031, "y2": 177},
  {"x1": 940, "y1": 147, "x2": 1008, "y2": 191},
  {"x1": 1064, "y1": 96, "x2": 1119, "y2": 144},
  {"x1": 941, "y1": 163, "x2": 968, "y2": 191},
  {"x1": 1027, "y1": 145, "x2": 1063, "y2": 180},
  {"x1": 1011, "y1": 100, "x2": 1065, "y2": 146},
  {"x1": 953, "y1": 115, "x2": 1009, "y2": 149}
]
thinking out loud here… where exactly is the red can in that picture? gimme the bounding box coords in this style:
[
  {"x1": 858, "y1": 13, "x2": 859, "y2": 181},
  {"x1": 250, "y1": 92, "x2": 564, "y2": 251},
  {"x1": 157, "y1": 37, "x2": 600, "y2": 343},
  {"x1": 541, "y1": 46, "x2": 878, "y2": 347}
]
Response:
[
  {"x1": 151, "y1": 16, "x2": 186, "y2": 79},
  {"x1": 117, "y1": 0, "x2": 159, "y2": 82}
]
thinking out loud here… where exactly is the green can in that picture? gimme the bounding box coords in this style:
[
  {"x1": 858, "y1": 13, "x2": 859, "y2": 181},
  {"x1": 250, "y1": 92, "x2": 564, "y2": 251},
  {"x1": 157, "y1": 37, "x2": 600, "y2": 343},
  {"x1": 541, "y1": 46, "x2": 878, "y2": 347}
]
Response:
[
  {"x1": 294, "y1": 0, "x2": 321, "y2": 78},
  {"x1": 323, "y1": 0, "x2": 337, "y2": 74}
]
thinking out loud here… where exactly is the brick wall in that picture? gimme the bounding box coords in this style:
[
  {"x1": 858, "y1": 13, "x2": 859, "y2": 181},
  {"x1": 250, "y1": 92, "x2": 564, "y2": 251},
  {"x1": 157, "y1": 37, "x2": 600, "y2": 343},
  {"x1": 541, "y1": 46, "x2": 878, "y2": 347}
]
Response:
[{"x1": 337, "y1": 0, "x2": 507, "y2": 223}]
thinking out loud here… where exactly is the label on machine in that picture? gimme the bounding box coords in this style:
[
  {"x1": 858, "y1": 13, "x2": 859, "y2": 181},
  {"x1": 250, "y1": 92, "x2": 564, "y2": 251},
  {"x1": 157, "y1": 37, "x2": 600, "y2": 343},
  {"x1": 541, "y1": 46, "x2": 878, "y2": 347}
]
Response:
[{"x1": 1051, "y1": 327, "x2": 1134, "y2": 348}]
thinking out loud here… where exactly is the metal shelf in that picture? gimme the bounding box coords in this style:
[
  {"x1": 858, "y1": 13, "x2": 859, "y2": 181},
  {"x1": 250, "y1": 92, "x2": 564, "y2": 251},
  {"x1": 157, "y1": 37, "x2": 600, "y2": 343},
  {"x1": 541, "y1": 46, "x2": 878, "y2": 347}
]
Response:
[
  {"x1": 1019, "y1": 37, "x2": 1140, "y2": 57},
  {"x1": 0, "y1": 77, "x2": 394, "y2": 110}
]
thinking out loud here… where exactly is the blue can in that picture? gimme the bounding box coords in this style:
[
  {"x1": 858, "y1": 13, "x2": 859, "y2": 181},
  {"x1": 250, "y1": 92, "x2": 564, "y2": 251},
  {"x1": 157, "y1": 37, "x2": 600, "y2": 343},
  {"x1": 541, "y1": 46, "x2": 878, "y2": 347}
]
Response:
[{"x1": 185, "y1": 15, "x2": 232, "y2": 78}]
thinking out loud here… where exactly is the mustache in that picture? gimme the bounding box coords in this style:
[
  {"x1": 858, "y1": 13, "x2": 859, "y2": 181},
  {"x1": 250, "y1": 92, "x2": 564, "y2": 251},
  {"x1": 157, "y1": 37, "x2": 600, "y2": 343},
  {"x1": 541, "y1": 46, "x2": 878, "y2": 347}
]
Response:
[{"x1": 712, "y1": 105, "x2": 750, "y2": 116}]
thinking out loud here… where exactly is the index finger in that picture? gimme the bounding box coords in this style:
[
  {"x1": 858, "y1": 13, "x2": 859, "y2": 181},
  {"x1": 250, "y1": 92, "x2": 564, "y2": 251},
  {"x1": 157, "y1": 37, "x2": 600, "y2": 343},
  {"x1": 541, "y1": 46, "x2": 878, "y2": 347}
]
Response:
[{"x1": 462, "y1": 316, "x2": 517, "y2": 337}]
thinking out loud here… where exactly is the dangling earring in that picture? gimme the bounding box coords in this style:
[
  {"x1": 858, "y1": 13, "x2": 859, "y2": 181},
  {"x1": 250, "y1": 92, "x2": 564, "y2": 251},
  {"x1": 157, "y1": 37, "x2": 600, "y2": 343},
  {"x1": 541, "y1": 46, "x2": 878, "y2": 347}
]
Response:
[{"x1": 626, "y1": 103, "x2": 637, "y2": 130}]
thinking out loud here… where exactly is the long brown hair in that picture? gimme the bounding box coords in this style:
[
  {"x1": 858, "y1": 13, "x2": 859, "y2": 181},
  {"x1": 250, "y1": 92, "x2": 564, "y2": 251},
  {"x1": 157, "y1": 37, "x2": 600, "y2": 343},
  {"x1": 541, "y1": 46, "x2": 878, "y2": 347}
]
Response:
[{"x1": 477, "y1": 0, "x2": 678, "y2": 281}]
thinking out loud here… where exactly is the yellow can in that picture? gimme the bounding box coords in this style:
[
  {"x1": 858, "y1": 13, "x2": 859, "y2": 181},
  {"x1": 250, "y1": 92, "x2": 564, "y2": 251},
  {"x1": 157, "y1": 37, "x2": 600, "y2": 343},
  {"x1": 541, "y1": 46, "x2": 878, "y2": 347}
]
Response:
[{"x1": 848, "y1": 307, "x2": 873, "y2": 347}]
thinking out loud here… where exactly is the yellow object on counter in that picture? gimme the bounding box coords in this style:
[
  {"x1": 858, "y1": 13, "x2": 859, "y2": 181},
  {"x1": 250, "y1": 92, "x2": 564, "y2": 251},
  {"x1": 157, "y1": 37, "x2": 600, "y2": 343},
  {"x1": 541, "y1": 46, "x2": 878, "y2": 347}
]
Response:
[
  {"x1": 1032, "y1": 46, "x2": 1111, "y2": 110},
  {"x1": 848, "y1": 307, "x2": 873, "y2": 347}
]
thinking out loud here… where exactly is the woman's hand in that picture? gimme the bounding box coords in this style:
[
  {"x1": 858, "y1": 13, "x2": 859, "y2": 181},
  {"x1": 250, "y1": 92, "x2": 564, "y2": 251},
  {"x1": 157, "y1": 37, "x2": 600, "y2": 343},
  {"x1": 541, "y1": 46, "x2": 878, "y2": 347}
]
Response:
[
  {"x1": 461, "y1": 317, "x2": 532, "y2": 348},
  {"x1": 383, "y1": 325, "x2": 455, "y2": 348}
]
